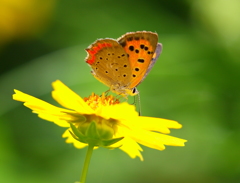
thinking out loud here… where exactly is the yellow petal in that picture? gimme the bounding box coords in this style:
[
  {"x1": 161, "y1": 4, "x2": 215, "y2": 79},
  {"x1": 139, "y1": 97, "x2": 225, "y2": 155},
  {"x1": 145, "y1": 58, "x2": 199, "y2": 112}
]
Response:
[
  {"x1": 134, "y1": 116, "x2": 183, "y2": 134},
  {"x1": 52, "y1": 80, "x2": 94, "y2": 114},
  {"x1": 98, "y1": 102, "x2": 138, "y2": 119},
  {"x1": 152, "y1": 132, "x2": 187, "y2": 147},
  {"x1": 117, "y1": 136, "x2": 144, "y2": 161},
  {"x1": 35, "y1": 113, "x2": 71, "y2": 127},
  {"x1": 13, "y1": 89, "x2": 71, "y2": 127},
  {"x1": 119, "y1": 126, "x2": 186, "y2": 151},
  {"x1": 133, "y1": 129, "x2": 186, "y2": 150}
]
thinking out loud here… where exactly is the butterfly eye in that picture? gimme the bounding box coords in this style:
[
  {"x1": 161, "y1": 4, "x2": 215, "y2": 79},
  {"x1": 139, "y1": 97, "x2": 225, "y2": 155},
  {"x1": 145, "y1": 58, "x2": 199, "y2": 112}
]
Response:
[{"x1": 132, "y1": 87, "x2": 139, "y2": 94}]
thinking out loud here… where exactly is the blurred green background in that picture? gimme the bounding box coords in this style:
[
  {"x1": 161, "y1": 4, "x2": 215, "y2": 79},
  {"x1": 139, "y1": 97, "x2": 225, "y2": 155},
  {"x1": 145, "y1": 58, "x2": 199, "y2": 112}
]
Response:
[{"x1": 1, "y1": 0, "x2": 240, "y2": 182}]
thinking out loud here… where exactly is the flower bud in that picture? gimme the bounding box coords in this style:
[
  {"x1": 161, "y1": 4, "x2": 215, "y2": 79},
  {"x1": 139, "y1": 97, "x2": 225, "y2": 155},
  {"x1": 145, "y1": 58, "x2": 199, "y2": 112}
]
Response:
[{"x1": 69, "y1": 117, "x2": 123, "y2": 147}]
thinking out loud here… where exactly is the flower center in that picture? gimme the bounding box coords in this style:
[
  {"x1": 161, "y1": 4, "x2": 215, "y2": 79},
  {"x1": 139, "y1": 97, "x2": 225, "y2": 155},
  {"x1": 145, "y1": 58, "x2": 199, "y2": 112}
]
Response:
[{"x1": 84, "y1": 93, "x2": 120, "y2": 110}]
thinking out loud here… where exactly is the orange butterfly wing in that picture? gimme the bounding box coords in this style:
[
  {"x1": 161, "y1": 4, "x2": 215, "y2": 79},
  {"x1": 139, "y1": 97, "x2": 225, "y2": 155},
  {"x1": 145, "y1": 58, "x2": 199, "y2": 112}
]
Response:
[{"x1": 117, "y1": 31, "x2": 159, "y2": 89}]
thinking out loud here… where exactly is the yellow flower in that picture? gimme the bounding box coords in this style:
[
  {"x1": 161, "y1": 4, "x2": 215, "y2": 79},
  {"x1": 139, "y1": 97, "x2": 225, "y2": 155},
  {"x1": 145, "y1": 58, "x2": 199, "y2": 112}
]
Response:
[{"x1": 13, "y1": 80, "x2": 187, "y2": 161}]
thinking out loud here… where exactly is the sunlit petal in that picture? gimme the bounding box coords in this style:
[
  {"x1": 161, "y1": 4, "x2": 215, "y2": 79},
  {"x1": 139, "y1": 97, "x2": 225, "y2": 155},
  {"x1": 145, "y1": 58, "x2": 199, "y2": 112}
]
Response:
[
  {"x1": 52, "y1": 80, "x2": 94, "y2": 114},
  {"x1": 134, "y1": 116, "x2": 182, "y2": 134},
  {"x1": 118, "y1": 137, "x2": 143, "y2": 161}
]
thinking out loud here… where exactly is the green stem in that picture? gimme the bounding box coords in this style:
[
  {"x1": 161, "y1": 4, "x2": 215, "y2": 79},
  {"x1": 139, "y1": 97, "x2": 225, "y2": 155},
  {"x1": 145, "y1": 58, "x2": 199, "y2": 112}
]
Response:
[{"x1": 80, "y1": 144, "x2": 94, "y2": 183}]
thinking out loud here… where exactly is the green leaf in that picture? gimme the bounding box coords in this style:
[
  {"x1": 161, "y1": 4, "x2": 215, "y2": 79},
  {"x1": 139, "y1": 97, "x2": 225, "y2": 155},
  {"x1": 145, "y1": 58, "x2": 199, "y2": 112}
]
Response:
[
  {"x1": 85, "y1": 121, "x2": 99, "y2": 139},
  {"x1": 101, "y1": 137, "x2": 124, "y2": 147}
]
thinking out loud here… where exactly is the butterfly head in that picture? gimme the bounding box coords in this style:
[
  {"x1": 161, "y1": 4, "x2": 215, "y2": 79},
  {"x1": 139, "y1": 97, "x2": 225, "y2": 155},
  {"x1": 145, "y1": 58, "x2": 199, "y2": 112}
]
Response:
[{"x1": 111, "y1": 84, "x2": 139, "y2": 97}]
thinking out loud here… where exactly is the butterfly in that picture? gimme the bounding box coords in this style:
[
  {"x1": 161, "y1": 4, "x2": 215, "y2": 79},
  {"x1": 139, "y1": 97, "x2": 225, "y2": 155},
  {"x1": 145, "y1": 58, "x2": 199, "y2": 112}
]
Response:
[{"x1": 85, "y1": 31, "x2": 162, "y2": 97}]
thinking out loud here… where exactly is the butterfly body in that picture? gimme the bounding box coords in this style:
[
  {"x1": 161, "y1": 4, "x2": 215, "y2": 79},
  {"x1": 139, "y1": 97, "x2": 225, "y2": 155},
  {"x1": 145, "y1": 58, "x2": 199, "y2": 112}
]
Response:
[{"x1": 85, "y1": 31, "x2": 162, "y2": 97}]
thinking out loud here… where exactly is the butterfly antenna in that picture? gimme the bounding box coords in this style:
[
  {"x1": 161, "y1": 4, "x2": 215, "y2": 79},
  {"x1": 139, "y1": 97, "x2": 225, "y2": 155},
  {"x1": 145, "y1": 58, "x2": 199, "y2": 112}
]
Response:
[{"x1": 134, "y1": 93, "x2": 142, "y2": 116}]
